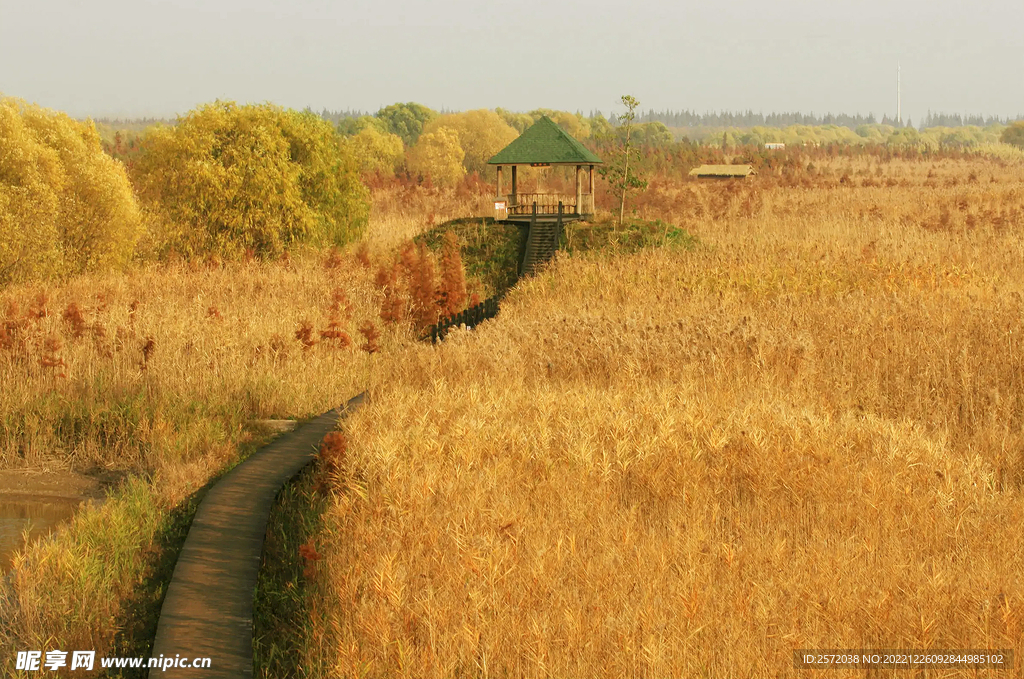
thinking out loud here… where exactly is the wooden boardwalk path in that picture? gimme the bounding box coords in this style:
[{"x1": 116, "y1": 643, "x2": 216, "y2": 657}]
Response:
[{"x1": 148, "y1": 393, "x2": 365, "y2": 678}]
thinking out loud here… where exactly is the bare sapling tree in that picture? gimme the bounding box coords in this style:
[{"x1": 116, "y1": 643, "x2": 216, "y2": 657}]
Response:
[{"x1": 602, "y1": 95, "x2": 648, "y2": 227}]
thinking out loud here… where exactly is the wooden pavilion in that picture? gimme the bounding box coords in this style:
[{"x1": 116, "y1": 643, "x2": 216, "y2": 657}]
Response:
[{"x1": 488, "y1": 116, "x2": 602, "y2": 223}]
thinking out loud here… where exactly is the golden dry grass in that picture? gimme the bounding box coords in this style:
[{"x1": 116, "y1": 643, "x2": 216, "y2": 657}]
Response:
[
  {"x1": 308, "y1": 156, "x2": 1024, "y2": 678},
  {"x1": 0, "y1": 253, "x2": 392, "y2": 469},
  {"x1": 364, "y1": 181, "x2": 492, "y2": 252}
]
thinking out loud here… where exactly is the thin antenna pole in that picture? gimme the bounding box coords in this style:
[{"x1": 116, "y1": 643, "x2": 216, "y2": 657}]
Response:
[{"x1": 897, "y1": 62, "x2": 902, "y2": 125}]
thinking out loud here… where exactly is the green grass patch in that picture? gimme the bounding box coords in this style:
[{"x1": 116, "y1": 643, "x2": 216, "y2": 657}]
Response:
[
  {"x1": 104, "y1": 487, "x2": 203, "y2": 679},
  {"x1": 1, "y1": 477, "x2": 166, "y2": 669},
  {"x1": 564, "y1": 217, "x2": 700, "y2": 254},
  {"x1": 253, "y1": 462, "x2": 328, "y2": 679},
  {"x1": 414, "y1": 216, "x2": 697, "y2": 304},
  {"x1": 1, "y1": 374, "x2": 260, "y2": 469},
  {"x1": 415, "y1": 217, "x2": 527, "y2": 297}
]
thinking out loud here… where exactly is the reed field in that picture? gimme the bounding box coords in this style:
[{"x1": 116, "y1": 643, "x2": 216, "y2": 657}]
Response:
[
  {"x1": 300, "y1": 155, "x2": 1024, "y2": 677},
  {"x1": 3, "y1": 149, "x2": 1024, "y2": 676}
]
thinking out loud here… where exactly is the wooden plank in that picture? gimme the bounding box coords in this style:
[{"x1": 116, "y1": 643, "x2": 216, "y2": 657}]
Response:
[{"x1": 148, "y1": 395, "x2": 365, "y2": 678}]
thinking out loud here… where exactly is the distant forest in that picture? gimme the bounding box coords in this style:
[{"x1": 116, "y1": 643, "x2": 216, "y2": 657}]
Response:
[
  {"x1": 95, "y1": 108, "x2": 1021, "y2": 132},
  {"x1": 625, "y1": 109, "x2": 1020, "y2": 130},
  {"x1": 316, "y1": 108, "x2": 1020, "y2": 131}
]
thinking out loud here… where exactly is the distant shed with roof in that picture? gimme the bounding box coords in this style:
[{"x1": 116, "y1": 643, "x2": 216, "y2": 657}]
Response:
[
  {"x1": 689, "y1": 164, "x2": 757, "y2": 179},
  {"x1": 488, "y1": 116, "x2": 602, "y2": 221}
]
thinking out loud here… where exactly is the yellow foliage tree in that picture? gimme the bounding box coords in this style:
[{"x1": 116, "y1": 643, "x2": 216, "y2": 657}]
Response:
[
  {"x1": 344, "y1": 127, "x2": 405, "y2": 177},
  {"x1": 495, "y1": 108, "x2": 535, "y2": 133},
  {"x1": 530, "y1": 109, "x2": 591, "y2": 140},
  {"x1": 1001, "y1": 121, "x2": 1024, "y2": 149},
  {"x1": 497, "y1": 108, "x2": 593, "y2": 140},
  {"x1": 0, "y1": 98, "x2": 143, "y2": 283},
  {"x1": 407, "y1": 128, "x2": 466, "y2": 187},
  {"x1": 134, "y1": 102, "x2": 369, "y2": 259},
  {"x1": 423, "y1": 110, "x2": 518, "y2": 177}
]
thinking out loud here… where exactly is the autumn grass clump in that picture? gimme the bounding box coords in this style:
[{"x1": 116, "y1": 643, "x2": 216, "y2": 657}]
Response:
[{"x1": 303, "y1": 155, "x2": 1024, "y2": 678}]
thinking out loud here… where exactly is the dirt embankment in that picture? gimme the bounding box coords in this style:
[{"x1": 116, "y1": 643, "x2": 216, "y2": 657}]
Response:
[{"x1": 0, "y1": 469, "x2": 124, "y2": 502}]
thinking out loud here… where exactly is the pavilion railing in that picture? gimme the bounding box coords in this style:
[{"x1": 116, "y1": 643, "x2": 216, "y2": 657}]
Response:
[{"x1": 508, "y1": 193, "x2": 577, "y2": 215}]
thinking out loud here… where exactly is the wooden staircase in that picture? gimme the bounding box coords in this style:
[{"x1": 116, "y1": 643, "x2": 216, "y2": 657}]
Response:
[{"x1": 520, "y1": 203, "x2": 565, "y2": 277}]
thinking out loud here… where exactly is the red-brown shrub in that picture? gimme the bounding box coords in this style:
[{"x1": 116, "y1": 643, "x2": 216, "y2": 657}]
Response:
[
  {"x1": 294, "y1": 320, "x2": 317, "y2": 351},
  {"x1": 379, "y1": 262, "x2": 407, "y2": 325},
  {"x1": 140, "y1": 336, "x2": 155, "y2": 370},
  {"x1": 438, "y1": 231, "x2": 467, "y2": 317},
  {"x1": 410, "y1": 242, "x2": 438, "y2": 329},
  {"x1": 358, "y1": 320, "x2": 381, "y2": 354},
  {"x1": 62, "y1": 302, "x2": 88, "y2": 340},
  {"x1": 355, "y1": 242, "x2": 371, "y2": 268}
]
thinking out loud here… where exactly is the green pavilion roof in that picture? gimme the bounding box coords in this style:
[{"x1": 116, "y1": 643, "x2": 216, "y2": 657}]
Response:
[{"x1": 488, "y1": 116, "x2": 602, "y2": 166}]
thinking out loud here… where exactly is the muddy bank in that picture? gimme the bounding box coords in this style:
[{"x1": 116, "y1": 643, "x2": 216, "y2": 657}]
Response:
[{"x1": 0, "y1": 469, "x2": 122, "y2": 571}]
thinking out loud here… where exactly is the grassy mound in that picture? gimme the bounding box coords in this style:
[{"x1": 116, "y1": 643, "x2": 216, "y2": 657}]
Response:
[
  {"x1": 415, "y1": 217, "x2": 526, "y2": 297},
  {"x1": 564, "y1": 217, "x2": 699, "y2": 254},
  {"x1": 416, "y1": 216, "x2": 699, "y2": 299}
]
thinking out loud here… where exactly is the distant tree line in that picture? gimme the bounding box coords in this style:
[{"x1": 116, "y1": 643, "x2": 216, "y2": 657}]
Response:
[
  {"x1": 590, "y1": 109, "x2": 1022, "y2": 131},
  {"x1": 918, "y1": 111, "x2": 1021, "y2": 128},
  {"x1": 610, "y1": 109, "x2": 887, "y2": 129},
  {"x1": 96, "y1": 108, "x2": 1024, "y2": 134},
  {"x1": 317, "y1": 108, "x2": 370, "y2": 125},
  {"x1": 93, "y1": 116, "x2": 175, "y2": 127}
]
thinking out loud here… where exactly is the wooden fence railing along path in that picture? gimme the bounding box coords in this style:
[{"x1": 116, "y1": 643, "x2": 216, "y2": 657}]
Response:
[
  {"x1": 426, "y1": 292, "x2": 505, "y2": 343},
  {"x1": 147, "y1": 393, "x2": 365, "y2": 678}
]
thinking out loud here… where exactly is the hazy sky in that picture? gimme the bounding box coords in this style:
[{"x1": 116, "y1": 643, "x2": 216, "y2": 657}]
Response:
[{"x1": 1, "y1": 0, "x2": 1021, "y2": 122}]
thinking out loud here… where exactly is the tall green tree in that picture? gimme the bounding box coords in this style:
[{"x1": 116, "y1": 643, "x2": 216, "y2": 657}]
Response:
[
  {"x1": 375, "y1": 103, "x2": 437, "y2": 146},
  {"x1": 600, "y1": 95, "x2": 648, "y2": 227},
  {"x1": 337, "y1": 115, "x2": 385, "y2": 137}
]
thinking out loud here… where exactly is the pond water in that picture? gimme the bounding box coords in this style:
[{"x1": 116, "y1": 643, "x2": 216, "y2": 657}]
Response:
[{"x1": 0, "y1": 496, "x2": 81, "y2": 571}]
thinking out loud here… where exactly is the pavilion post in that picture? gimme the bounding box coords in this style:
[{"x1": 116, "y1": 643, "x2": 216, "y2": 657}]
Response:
[
  {"x1": 587, "y1": 164, "x2": 595, "y2": 216},
  {"x1": 511, "y1": 165, "x2": 518, "y2": 206},
  {"x1": 496, "y1": 165, "x2": 503, "y2": 198},
  {"x1": 575, "y1": 165, "x2": 582, "y2": 215}
]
